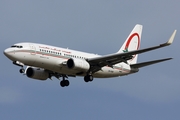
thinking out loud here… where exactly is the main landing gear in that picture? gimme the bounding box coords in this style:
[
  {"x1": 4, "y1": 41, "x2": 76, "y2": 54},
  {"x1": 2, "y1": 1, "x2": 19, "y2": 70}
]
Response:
[
  {"x1": 84, "y1": 75, "x2": 93, "y2": 82},
  {"x1": 60, "y1": 75, "x2": 70, "y2": 87},
  {"x1": 59, "y1": 74, "x2": 93, "y2": 87}
]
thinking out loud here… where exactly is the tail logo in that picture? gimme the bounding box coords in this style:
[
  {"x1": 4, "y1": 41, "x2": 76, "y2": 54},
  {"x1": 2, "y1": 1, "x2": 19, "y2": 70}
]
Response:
[
  {"x1": 123, "y1": 33, "x2": 140, "y2": 61},
  {"x1": 123, "y1": 33, "x2": 140, "y2": 53}
]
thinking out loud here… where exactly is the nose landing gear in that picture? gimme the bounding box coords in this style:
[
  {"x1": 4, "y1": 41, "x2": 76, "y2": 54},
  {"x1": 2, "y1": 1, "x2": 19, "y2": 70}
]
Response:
[
  {"x1": 19, "y1": 68, "x2": 25, "y2": 73},
  {"x1": 12, "y1": 61, "x2": 25, "y2": 74}
]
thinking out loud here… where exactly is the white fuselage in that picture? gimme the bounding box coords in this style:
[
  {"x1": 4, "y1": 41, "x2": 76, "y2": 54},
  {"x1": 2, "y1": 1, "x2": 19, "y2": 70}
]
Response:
[{"x1": 4, "y1": 42, "x2": 133, "y2": 78}]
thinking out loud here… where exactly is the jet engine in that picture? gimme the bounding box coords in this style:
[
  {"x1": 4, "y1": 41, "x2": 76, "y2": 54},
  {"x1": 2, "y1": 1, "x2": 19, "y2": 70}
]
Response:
[
  {"x1": 26, "y1": 67, "x2": 49, "y2": 80},
  {"x1": 67, "y1": 58, "x2": 90, "y2": 72}
]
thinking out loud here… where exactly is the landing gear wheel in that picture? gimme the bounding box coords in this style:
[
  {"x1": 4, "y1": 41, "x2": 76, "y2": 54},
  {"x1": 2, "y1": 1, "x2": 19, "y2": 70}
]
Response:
[
  {"x1": 60, "y1": 81, "x2": 65, "y2": 87},
  {"x1": 65, "y1": 80, "x2": 70, "y2": 86},
  {"x1": 19, "y1": 68, "x2": 25, "y2": 73},
  {"x1": 60, "y1": 80, "x2": 70, "y2": 87},
  {"x1": 84, "y1": 76, "x2": 88, "y2": 82},
  {"x1": 89, "y1": 75, "x2": 93, "y2": 82},
  {"x1": 84, "y1": 75, "x2": 93, "y2": 82}
]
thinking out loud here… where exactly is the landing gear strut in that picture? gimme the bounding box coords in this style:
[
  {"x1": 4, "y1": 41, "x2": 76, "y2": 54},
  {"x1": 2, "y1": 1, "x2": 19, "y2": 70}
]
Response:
[
  {"x1": 13, "y1": 61, "x2": 25, "y2": 74},
  {"x1": 84, "y1": 75, "x2": 93, "y2": 82},
  {"x1": 60, "y1": 75, "x2": 70, "y2": 87}
]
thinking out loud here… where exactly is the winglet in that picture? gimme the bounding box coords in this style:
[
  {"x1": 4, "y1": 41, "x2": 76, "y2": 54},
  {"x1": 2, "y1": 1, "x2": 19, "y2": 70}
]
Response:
[
  {"x1": 167, "y1": 30, "x2": 177, "y2": 45},
  {"x1": 161, "y1": 30, "x2": 177, "y2": 46}
]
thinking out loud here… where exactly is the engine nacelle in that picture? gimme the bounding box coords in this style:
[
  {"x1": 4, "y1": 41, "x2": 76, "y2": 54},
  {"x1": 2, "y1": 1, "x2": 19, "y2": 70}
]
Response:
[
  {"x1": 26, "y1": 67, "x2": 49, "y2": 80},
  {"x1": 67, "y1": 58, "x2": 90, "y2": 72}
]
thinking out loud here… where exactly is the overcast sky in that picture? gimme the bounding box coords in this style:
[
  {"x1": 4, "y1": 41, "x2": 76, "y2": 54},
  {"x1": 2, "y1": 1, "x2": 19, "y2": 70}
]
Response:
[{"x1": 1, "y1": 0, "x2": 180, "y2": 120}]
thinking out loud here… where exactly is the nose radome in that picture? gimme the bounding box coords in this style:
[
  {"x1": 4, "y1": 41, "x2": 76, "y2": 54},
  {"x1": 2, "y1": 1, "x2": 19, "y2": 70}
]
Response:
[
  {"x1": 4, "y1": 48, "x2": 17, "y2": 61},
  {"x1": 4, "y1": 48, "x2": 11, "y2": 57},
  {"x1": 4, "y1": 49, "x2": 8, "y2": 56}
]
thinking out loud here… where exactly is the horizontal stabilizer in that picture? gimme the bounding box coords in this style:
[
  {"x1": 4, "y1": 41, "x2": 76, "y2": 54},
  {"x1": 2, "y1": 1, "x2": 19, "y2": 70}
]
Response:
[{"x1": 130, "y1": 58, "x2": 172, "y2": 68}]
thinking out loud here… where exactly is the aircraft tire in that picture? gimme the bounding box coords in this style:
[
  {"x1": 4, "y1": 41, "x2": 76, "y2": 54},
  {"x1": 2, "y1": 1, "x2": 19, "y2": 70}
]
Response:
[
  {"x1": 84, "y1": 76, "x2": 89, "y2": 82},
  {"x1": 19, "y1": 68, "x2": 25, "y2": 73},
  {"x1": 65, "y1": 80, "x2": 70, "y2": 86},
  {"x1": 89, "y1": 75, "x2": 93, "y2": 82},
  {"x1": 84, "y1": 75, "x2": 93, "y2": 82},
  {"x1": 60, "y1": 81, "x2": 65, "y2": 87},
  {"x1": 60, "y1": 80, "x2": 70, "y2": 87}
]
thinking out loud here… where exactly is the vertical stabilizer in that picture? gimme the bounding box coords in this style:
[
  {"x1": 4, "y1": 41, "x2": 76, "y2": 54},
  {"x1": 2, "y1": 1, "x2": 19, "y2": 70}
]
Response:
[{"x1": 118, "y1": 24, "x2": 143, "y2": 64}]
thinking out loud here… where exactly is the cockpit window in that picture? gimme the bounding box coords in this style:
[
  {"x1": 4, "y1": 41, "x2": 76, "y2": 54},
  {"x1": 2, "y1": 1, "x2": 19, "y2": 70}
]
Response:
[
  {"x1": 11, "y1": 45, "x2": 17, "y2": 47},
  {"x1": 11, "y1": 45, "x2": 23, "y2": 48}
]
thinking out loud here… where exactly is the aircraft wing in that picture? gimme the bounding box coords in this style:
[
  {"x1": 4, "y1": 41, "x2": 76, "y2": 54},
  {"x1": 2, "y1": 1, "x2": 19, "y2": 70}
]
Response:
[{"x1": 87, "y1": 30, "x2": 176, "y2": 72}]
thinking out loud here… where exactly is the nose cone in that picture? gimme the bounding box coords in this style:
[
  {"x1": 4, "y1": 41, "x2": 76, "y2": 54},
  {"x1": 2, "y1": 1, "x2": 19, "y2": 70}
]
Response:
[
  {"x1": 4, "y1": 48, "x2": 12, "y2": 59},
  {"x1": 4, "y1": 49, "x2": 8, "y2": 56}
]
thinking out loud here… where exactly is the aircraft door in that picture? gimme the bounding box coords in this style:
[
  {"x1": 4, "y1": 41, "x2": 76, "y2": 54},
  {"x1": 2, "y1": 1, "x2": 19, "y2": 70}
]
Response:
[{"x1": 29, "y1": 44, "x2": 36, "y2": 55}]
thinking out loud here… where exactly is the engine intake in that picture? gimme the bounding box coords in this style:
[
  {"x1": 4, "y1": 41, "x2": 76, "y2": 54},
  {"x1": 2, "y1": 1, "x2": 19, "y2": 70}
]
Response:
[
  {"x1": 26, "y1": 67, "x2": 49, "y2": 80},
  {"x1": 67, "y1": 58, "x2": 90, "y2": 72}
]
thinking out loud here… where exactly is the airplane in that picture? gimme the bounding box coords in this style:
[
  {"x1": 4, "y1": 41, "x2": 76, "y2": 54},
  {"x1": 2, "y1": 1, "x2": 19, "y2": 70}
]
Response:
[{"x1": 3, "y1": 24, "x2": 177, "y2": 87}]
